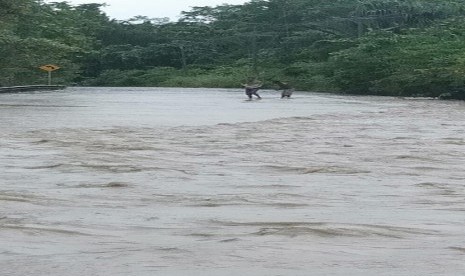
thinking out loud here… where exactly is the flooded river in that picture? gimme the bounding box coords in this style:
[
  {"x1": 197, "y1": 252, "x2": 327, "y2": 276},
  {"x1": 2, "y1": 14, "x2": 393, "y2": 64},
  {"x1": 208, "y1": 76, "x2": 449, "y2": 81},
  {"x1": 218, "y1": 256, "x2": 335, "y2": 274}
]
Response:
[{"x1": 1, "y1": 87, "x2": 464, "y2": 275}]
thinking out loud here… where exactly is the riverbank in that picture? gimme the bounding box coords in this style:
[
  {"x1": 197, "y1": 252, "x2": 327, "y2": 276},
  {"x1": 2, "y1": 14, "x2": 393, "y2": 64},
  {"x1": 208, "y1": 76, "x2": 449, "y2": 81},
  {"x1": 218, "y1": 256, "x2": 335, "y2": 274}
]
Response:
[{"x1": 0, "y1": 85, "x2": 66, "y2": 93}]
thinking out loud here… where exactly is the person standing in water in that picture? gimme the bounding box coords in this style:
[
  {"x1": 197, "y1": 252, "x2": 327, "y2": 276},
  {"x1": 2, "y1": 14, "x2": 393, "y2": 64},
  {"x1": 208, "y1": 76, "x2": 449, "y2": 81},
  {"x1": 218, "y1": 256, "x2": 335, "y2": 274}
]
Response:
[
  {"x1": 242, "y1": 78, "x2": 262, "y2": 100},
  {"x1": 273, "y1": 80, "x2": 294, "y2": 98}
]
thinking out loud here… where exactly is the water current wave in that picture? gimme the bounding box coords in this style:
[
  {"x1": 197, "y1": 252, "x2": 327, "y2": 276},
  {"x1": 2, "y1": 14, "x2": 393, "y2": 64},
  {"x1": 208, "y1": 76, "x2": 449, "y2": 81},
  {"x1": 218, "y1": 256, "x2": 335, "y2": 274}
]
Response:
[{"x1": 0, "y1": 88, "x2": 464, "y2": 275}]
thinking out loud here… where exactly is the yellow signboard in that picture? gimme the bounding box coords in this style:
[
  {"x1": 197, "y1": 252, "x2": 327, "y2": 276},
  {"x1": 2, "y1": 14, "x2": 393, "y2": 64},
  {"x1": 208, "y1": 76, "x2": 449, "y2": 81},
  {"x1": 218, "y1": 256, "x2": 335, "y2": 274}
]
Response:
[{"x1": 39, "y1": 64, "x2": 60, "y2": 72}]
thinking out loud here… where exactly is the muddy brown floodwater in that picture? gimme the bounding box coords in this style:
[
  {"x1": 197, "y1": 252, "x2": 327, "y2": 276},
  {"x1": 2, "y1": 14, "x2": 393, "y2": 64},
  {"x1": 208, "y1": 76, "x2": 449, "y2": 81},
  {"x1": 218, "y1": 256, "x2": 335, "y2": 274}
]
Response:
[{"x1": 1, "y1": 87, "x2": 464, "y2": 275}]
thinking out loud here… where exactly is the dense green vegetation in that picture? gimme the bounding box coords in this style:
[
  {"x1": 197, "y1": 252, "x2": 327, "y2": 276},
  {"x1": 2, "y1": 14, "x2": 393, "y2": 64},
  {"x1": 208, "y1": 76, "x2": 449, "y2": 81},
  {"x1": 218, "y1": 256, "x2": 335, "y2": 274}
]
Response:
[{"x1": 1, "y1": 0, "x2": 465, "y2": 99}]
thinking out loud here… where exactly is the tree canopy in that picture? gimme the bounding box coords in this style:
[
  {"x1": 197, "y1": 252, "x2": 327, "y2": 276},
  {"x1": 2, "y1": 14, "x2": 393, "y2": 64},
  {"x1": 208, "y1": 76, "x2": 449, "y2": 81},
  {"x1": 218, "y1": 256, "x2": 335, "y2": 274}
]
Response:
[{"x1": 1, "y1": 0, "x2": 465, "y2": 99}]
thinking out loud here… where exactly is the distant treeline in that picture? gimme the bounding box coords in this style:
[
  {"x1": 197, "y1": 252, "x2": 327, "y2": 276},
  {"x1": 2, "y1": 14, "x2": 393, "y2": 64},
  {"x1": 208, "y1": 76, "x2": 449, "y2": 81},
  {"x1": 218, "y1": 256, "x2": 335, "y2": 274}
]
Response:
[{"x1": 1, "y1": 0, "x2": 465, "y2": 99}]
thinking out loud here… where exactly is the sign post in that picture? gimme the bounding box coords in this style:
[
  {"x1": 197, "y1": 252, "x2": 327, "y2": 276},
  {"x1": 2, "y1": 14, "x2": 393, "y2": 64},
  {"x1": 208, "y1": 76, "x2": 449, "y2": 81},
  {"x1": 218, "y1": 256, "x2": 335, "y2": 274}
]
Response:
[{"x1": 39, "y1": 64, "x2": 60, "y2": 85}]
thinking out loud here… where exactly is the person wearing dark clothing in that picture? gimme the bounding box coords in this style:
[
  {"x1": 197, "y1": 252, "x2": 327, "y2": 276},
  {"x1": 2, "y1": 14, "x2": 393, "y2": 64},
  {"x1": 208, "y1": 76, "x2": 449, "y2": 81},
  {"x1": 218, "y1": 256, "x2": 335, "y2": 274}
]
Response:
[
  {"x1": 273, "y1": 80, "x2": 294, "y2": 98},
  {"x1": 242, "y1": 79, "x2": 262, "y2": 99}
]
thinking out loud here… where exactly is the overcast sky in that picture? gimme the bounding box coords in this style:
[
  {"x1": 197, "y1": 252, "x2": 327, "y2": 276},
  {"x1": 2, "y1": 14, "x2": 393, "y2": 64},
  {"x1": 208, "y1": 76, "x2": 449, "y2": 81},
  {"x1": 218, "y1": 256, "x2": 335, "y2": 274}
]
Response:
[{"x1": 53, "y1": 0, "x2": 249, "y2": 20}]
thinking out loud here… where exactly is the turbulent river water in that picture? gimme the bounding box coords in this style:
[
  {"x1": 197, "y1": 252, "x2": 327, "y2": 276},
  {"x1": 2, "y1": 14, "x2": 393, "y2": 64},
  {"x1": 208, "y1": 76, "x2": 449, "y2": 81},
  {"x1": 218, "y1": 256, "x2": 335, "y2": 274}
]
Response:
[{"x1": 1, "y1": 87, "x2": 464, "y2": 275}]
